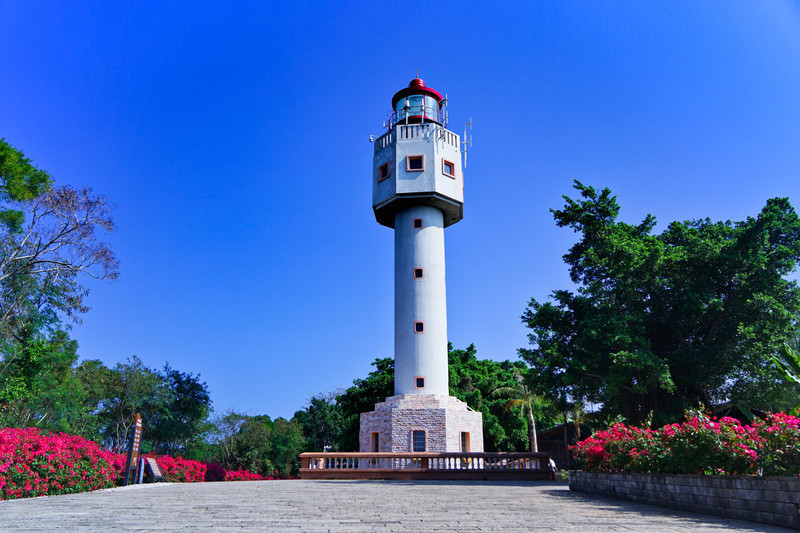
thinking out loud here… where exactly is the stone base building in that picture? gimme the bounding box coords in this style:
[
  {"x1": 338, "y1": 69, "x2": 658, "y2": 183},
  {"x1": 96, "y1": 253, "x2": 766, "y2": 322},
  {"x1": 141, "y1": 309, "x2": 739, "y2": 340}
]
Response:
[{"x1": 360, "y1": 394, "x2": 484, "y2": 453}]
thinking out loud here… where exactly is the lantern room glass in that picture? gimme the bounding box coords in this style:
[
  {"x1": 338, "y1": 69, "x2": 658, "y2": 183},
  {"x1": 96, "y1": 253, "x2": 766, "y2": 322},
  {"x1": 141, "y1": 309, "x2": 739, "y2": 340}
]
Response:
[{"x1": 396, "y1": 95, "x2": 440, "y2": 123}]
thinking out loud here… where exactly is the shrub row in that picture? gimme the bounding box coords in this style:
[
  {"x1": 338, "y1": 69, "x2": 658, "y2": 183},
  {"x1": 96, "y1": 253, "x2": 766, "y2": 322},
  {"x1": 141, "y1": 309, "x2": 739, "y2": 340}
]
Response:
[
  {"x1": 0, "y1": 428, "x2": 118, "y2": 500},
  {"x1": 0, "y1": 428, "x2": 266, "y2": 500},
  {"x1": 573, "y1": 411, "x2": 800, "y2": 476}
]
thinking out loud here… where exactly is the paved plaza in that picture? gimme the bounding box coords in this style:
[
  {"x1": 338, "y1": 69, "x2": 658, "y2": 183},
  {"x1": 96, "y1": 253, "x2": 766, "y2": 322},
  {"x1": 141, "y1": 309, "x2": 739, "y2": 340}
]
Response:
[{"x1": 0, "y1": 479, "x2": 793, "y2": 532}]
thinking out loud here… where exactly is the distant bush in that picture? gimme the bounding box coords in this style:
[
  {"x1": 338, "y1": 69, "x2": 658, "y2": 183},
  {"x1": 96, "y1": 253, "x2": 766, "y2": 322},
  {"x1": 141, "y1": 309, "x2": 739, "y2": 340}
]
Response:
[
  {"x1": 573, "y1": 411, "x2": 800, "y2": 476},
  {"x1": 145, "y1": 454, "x2": 206, "y2": 483},
  {"x1": 203, "y1": 461, "x2": 226, "y2": 482},
  {"x1": 225, "y1": 469, "x2": 267, "y2": 481}
]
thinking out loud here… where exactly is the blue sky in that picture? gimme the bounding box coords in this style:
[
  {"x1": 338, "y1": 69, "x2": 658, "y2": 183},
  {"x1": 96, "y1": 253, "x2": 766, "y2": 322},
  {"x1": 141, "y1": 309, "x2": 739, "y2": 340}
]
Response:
[{"x1": 2, "y1": 1, "x2": 799, "y2": 419}]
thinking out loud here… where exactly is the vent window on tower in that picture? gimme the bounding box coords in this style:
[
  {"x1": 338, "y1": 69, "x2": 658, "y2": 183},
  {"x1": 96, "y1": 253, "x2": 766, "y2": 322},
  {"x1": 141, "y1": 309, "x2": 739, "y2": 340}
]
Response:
[
  {"x1": 442, "y1": 159, "x2": 456, "y2": 178},
  {"x1": 413, "y1": 268, "x2": 424, "y2": 279},
  {"x1": 415, "y1": 376, "x2": 425, "y2": 389},
  {"x1": 378, "y1": 162, "x2": 391, "y2": 182},
  {"x1": 406, "y1": 155, "x2": 424, "y2": 172},
  {"x1": 413, "y1": 218, "x2": 423, "y2": 229},
  {"x1": 414, "y1": 321, "x2": 424, "y2": 333}
]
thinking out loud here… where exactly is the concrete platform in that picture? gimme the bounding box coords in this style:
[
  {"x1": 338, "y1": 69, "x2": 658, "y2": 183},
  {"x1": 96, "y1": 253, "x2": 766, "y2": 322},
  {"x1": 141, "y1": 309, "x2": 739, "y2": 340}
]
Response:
[{"x1": 0, "y1": 479, "x2": 793, "y2": 532}]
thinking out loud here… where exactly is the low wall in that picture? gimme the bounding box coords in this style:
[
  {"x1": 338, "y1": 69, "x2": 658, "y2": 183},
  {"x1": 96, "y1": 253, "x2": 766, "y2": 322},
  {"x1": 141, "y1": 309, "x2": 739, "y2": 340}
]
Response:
[{"x1": 569, "y1": 471, "x2": 800, "y2": 530}]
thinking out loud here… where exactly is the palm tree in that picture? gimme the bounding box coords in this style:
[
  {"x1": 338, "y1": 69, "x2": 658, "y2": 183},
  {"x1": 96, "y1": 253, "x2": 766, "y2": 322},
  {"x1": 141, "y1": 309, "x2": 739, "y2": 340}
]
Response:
[{"x1": 494, "y1": 368, "x2": 547, "y2": 453}]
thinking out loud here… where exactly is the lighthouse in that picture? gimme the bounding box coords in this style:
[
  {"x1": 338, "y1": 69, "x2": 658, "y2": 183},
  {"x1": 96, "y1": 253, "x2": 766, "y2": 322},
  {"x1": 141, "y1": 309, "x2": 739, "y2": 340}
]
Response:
[{"x1": 360, "y1": 79, "x2": 483, "y2": 453}]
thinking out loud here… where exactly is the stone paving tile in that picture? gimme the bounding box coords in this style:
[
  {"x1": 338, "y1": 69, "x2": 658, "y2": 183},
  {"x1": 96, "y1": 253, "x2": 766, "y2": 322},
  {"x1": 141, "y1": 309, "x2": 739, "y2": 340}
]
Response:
[{"x1": 0, "y1": 480, "x2": 794, "y2": 532}]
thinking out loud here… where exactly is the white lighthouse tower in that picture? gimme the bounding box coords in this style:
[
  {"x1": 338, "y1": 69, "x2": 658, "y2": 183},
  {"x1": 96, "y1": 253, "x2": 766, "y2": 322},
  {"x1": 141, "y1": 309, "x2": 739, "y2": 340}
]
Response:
[{"x1": 360, "y1": 79, "x2": 483, "y2": 453}]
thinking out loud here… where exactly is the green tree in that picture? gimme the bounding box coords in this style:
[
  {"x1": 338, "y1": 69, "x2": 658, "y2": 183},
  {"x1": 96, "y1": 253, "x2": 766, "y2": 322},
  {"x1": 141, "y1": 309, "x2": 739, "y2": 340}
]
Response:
[
  {"x1": 337, "y1": 358, "x2": 394, "y2": 417},
  {"x1": 520, "y1": 181, "x2": 800, "y2": 424},
  {"x1": 0, "y1": 142, "x2": 118, "y2": 340},
  {"x1": 293, "y1": 393, "x2": 347, "y2": 451},
  {"x1": 72, "y1": 358, "x2": 117, "y2": 438},
  {"x1": 0, "y1": 139, "x2": 118, "y2": 419},
  {"x1": 208, "y1": 409, "x2": 247, "y2": 467},
  {"x1": 337, "y1": 357, "x2": 394, "y2": 450},
  {"x1": 0, "y1": 330, "x2": 85, "y2": 431},
  {"x1": 448, "y1": 344, "x2": 536, "y2": 451},
  {"x1": 148, "y1": 364, "x2": 212, "y2": 457},
  {"x1": 94, "y1": 356, "x2": 172, "y2": 452},
  {"x1": 209, "y1": 413, "x2": 306, "y2": 477}
]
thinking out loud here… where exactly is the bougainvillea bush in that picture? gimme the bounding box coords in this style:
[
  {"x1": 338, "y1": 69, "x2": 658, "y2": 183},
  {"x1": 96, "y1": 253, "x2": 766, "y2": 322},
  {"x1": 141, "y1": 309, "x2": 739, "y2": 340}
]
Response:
[
  {"x1": 0, "y1": 428, "x2": 119, "y2": 500},
  {"x1": 225, "y1": 468, "x2": 268, "y2": 481},
  {"x1": 0, "y1": 429, "x2": 267, "y2": 500},
  {"x1": 112, "y1": 454, "x2": 266, "y2": 484},
  {"x1": 573, "y1": 411, "x2": 800, "y2": 476}
]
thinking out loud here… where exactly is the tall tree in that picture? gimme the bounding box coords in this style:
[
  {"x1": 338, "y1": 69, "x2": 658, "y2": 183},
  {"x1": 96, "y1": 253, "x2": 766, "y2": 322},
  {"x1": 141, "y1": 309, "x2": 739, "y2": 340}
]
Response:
[
  {"x1": 337, "y1": 357, "x2": 394, "y2": 450},
  {"x1": 0, "y1": 329, "x2": 85, "y2": 430},
  {"x1": 293, "y1": 393, "x2": 347, "y2": 452},
  {"x1": 148, "y1": 364, "x2": 212, "y2": 457},
  {"x1": 0, "y1": 139, "x2": 118, "y2": 416},
  {"x1": 209, "y1": 414, "x2": 306, "y2": 477},
  {"x1": 520, "y1": 181, "x2": 800, "y2": 424},
  {"x1": 94, "y1": 356, "x2": 172, "y2": 452}
]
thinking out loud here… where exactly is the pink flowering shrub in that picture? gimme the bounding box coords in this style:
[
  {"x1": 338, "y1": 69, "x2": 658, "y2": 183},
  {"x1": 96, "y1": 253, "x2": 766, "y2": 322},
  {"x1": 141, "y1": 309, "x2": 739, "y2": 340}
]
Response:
[
  {"x1": 752, "y1": 412, "x2": 800, "y2": 476},
  {"x1": 0, "y1": 429, "x2": 272, "y2": 500},
  {"x1": 143, "y1": 454, "x2": 207, "y2": 483},
  {"x1": 573, "y1": 411, "x2": 800, "y2": 476},
  {"x1": 225, "y1": 469, "x2": 266, "y2": 481},
  {"x1": 0, "y1": 428, "x2": 118, "y2": 500}
]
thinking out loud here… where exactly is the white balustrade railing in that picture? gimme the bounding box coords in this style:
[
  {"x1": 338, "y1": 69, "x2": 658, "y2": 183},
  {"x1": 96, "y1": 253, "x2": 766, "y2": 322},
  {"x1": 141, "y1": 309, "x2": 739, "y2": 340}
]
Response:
[{"x1": 301, "y1": 452, "x2": 547, "y2": 473}]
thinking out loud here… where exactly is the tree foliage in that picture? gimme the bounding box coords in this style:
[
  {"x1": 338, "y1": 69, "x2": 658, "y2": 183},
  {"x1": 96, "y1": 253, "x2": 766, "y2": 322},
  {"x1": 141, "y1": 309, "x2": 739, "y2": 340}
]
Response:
[
  {"x1": 336, "y1": 357, "x2": 394, "y2": 450},
  {"x1": 293, "y1": 393, "x2": 347, "y2": 452},
  {"x1": 0, "y1": 140, "x2": 118, "y2": 341},
  {"x1": 520, "y1": 181, "x2": 800, "y2": 424},
  {"x1": 208, "y1": 412, "x2": 306, "y2": 477},
  {"x1": 0, "y1": 139, "x2": 118, "y2": 421}
]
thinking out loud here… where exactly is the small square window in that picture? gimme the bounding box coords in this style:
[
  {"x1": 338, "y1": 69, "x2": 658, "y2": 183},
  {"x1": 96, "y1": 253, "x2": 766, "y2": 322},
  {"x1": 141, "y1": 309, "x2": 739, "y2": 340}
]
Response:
[
  {"x1": 413, "y1": 268, "x2": 424, "y2": 279},
  {"x1": 378, "y1": 162, "x2": 391, "y2": 181},
  {"x1": 413, "y1": 218, "x2": 423, "y2": 229},
  {"x1": 442, "y1": 159, "x2": 456, "y2": 178},
  {"x1": 407, "y1": 155, "x2": 424, "y2": 172},
  {"x1": 412, "y1": 430, "x2": 426, "y2": 452},
  {"x1": 415, "y1": 376, "x2": 425, "y2": 389},
  {"x1": 414, "y1": 321, "x2": 424, "y2": 333}
]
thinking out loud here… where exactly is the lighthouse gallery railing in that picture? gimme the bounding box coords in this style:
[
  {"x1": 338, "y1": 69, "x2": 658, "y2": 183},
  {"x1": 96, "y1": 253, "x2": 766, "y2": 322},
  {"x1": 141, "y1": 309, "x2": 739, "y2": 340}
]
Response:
[{"x1": 374, "y1": 124, "x2": 460, "y2": 153}]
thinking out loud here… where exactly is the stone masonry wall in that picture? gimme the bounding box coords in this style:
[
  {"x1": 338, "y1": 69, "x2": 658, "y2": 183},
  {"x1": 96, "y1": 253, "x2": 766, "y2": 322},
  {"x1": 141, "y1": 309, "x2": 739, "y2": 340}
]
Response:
[
  {"x1": 569, "y1": 471, "x2": 800, "y2": 530},
  {"x1": 360, "y1": 394, "x2": 484, "y2": 452}
]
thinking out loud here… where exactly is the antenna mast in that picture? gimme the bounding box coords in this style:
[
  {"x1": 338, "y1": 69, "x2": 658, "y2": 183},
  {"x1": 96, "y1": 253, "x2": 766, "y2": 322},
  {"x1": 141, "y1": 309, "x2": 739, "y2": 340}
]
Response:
[{"x1": 461, "y1": 118, "x2": 473, "y2": 169}]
